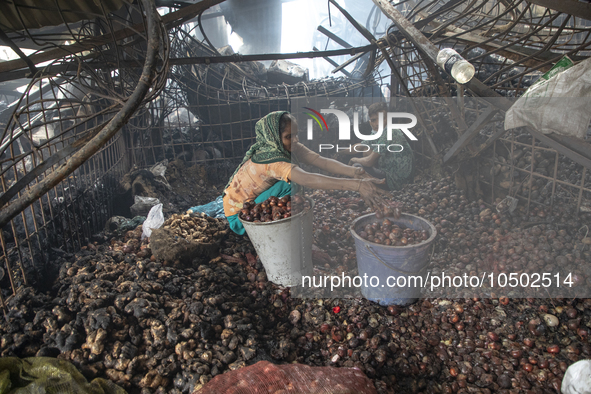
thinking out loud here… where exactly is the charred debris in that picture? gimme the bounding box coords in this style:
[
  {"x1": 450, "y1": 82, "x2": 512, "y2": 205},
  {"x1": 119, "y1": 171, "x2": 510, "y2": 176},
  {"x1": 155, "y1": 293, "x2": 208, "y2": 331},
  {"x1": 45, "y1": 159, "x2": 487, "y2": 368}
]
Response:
[{"x1": 0, "y1": 0, "x2": 590, "y2": 393}]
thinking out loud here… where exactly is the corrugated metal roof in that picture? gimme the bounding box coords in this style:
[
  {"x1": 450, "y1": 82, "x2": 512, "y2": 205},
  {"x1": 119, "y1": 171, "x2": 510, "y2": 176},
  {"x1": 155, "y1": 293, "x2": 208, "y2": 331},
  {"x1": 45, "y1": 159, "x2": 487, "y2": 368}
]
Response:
[{"x1": 0, "y1": 0, "x2": 128, "y2": 32}]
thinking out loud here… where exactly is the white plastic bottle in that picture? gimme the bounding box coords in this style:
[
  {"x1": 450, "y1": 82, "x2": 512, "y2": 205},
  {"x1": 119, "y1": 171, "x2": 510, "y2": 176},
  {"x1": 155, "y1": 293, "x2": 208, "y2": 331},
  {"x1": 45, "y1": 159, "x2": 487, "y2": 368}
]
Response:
[{"x1": 436, "y1": 48, "x2": 476, "y2": 84}]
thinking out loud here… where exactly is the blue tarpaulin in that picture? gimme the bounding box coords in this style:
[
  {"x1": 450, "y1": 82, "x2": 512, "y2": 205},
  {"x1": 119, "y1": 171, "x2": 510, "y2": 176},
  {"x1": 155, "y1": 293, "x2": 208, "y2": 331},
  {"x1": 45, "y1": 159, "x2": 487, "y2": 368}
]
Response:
[{"x1": 188, "y1": 195, "x2": 225, "y2": 218}]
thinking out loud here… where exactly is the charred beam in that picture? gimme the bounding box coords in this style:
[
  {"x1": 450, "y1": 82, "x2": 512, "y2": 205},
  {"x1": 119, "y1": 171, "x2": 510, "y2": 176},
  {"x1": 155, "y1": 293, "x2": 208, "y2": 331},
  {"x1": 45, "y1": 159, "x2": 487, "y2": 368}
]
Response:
[
  {"x1": 0, "y1": 0, "x2": 226, "y2": 75},
  {"x1": 327, "y1": 0, "x2": 377, "y2": 77},
  {"x1": 373, "y1": 0, "x2": 439, "y2": 60},
  {"x1": 0, "y1": 28, "x2": 38, "y2": 76},
  {"x1": 331, "y1": 51, "x2": 367, "y2": 74},
  {"x1": 170, "y1": 45, "x2": 377, "y2": 65},
  {"x1": 0, "y1": 0, "x2": 162, "y2": 230},
  {"x1": 444, "y1": 106, "x2": 498, "y2": 163},
  {"x1": 317, "y1": 26, "x2": 353, "y2": 49},
  {"x1": 0, "y1": 45, "x2": 377, "y2": 83},
  {"x1": 313, "y1": 47, "x2": 352, "y2": 78},
  {"x1": 328, "y1": 0, "x2": 375, "y2": 43},
  {"x1": 463, "y1": 125, "x2": 507, "y2": 161}
]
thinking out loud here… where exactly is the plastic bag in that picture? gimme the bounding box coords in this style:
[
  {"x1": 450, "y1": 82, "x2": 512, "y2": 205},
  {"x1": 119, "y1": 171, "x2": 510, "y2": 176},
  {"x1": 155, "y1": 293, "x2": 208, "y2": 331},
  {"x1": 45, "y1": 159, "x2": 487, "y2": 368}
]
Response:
[
  {"x1": 105, "y1": 215, "x2": 146, "y2": 233},
  {"x1": 130, "y1": 196, "x2": 160, "y2": 217},
  {"x1": 192, "y1": 361, "x2": 377, "y2": 394},
  {"x1": 150, "y1": 159, "x2": 168, "y2": 178},
  {"x1": 150, "y1": 160, "x2": 172, "y2": 190},
  {"x1": 562, "y1": 360, "x2": 591, "y2": 394},
  {"x1": 188, "y1": 195, "x2": 225, "y2": 218},
  {"x1": 142, "y1": 203, "x2": 164, "y2": 240},
  {"x1": 505, "y1": 56, "x2": 591, "y2": 139}
]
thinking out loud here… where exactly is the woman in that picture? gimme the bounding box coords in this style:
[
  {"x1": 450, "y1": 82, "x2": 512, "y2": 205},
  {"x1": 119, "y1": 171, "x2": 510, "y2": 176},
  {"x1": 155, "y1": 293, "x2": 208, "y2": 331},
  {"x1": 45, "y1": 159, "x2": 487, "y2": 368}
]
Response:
[
  {"x1": 223, "y1": 111, "x2": 388, "y2": 235},
  {"x1": 349, "y1": 102, "x2": 414, "y2": 191}
]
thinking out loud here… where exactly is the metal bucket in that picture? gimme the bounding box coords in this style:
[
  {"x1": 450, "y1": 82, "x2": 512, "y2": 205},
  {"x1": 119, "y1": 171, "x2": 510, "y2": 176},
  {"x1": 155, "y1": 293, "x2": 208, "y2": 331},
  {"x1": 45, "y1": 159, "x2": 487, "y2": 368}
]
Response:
[
  {"x1": 350, "y1": 213, "x2": 437, "y2": 306},
  {"x1": 239, "y1": 199, "x2": 314, "y2": 287}
]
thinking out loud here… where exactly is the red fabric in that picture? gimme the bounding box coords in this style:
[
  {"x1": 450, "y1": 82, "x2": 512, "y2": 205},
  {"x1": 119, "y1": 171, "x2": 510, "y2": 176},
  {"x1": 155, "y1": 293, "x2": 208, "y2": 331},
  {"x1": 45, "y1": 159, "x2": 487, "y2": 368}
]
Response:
[{"x1": 193, "y1": 361, "x2": 378, "y2": 394}]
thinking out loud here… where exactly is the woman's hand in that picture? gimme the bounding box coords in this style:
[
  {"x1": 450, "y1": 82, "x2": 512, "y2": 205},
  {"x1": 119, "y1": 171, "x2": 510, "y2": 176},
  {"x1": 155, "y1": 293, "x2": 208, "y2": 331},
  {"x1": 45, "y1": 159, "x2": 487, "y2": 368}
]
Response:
[
  {"x1": 348, "y1": 157, "x2": 361, "y2": 166},
  {"x1": 352, "y1": 165, "x2": 379, "y2": 180},
  {"x1": 353, "y1": 165, "x2": 365, "y2": 178},
  {"x1": 290, "y1": 166, "x2": 390, "y2": 210},
  {"x1": 356, "y1": 178, "x2": 391, "y2": 211}
]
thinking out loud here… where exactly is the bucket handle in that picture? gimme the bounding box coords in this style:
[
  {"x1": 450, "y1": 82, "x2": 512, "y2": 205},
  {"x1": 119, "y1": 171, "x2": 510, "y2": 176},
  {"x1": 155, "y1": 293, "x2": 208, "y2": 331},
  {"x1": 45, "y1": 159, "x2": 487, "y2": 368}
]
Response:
[{"x1": 365, "y1": 244, "x2": 432, "y2": 276}]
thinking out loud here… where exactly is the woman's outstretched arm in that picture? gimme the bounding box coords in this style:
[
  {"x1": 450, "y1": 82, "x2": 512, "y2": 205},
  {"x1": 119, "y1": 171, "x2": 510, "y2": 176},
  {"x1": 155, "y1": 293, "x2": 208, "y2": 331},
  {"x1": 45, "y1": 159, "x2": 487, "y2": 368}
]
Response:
[
  {"x1": 291, "y1": 166, "x2": 389, "y2": 210},
  {"x1": 295, "y1": 142, "x2": 373, "y2": 179}
]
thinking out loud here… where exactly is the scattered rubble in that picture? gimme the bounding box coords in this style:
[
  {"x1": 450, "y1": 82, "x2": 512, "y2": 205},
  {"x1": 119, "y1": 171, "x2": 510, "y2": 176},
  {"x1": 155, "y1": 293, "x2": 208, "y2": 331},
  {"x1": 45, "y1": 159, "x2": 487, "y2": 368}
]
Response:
[{"x1": 0, "y1": 176, "x2": 590, "y2": 394}]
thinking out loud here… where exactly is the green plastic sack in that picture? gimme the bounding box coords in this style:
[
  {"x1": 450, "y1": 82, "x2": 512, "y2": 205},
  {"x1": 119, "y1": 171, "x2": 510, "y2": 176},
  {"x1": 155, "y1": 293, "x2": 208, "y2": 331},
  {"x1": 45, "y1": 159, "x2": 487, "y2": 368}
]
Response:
[{"x1": 0, "y1": 357, "x2": 127, "y2": 394}]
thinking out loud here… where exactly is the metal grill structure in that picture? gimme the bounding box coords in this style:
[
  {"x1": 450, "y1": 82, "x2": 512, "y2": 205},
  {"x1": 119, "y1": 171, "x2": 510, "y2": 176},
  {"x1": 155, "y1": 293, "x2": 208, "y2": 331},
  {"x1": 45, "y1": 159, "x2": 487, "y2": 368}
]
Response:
[
  {"x1": 127, "y1": 23, "x2": 385, "y2": 182},
  {"x1": 0, "y1": 0, "x2": 168, "y2": 298},
  {"x1": 367, "y1": 0, "x2": 591, "y2": 215},
  {"x1": 483, "y1": 131, "x2": 591, "y2": 214},
  {"x1": 0, "y1": 0, "x2": 591, "y2": 297},
  {"x1": 374, "y1": 0, "x2": 591, "y2": 97}
]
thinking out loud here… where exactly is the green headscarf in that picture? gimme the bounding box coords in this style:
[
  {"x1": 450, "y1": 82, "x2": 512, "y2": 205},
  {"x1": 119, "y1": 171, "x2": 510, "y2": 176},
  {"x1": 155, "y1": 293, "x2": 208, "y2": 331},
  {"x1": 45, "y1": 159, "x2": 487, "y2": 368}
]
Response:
[{"x1": 224, "y1": 111, "x2": 291, "y2": 192}]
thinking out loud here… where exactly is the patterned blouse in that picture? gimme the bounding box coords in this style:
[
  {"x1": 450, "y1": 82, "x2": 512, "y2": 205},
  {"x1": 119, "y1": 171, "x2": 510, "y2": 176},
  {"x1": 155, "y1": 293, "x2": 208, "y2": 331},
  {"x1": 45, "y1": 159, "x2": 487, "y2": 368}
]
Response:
[
  {"x1": 223, "y1": 143, "x2": 320, "y2": 216},
  {"x1": 372, "y1": 129, "x2": 413, "y2": 190}
]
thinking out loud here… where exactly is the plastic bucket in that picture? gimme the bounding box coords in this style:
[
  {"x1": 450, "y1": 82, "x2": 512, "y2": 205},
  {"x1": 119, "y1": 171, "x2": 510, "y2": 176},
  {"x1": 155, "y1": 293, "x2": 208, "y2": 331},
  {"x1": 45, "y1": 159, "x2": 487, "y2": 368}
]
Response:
[
  {"x1": 350, "y1": 213, "x2": 437, "y2": 306},
  {"x1": 239, "y1": 199, "x2": 314, "y2": 287}
]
